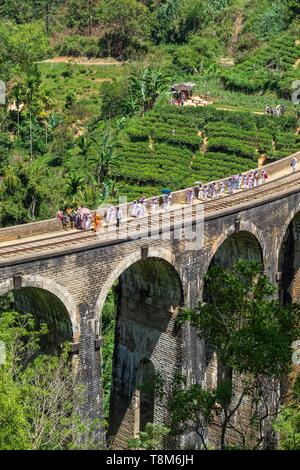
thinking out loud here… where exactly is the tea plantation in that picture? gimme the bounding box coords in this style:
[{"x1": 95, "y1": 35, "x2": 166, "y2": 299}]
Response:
[
  {"x1": 221, "y1": 34, "x2": 300, "y2": 98},
  {"x1": 113, "y1": 105, "x2": 299, "y2": 197}
]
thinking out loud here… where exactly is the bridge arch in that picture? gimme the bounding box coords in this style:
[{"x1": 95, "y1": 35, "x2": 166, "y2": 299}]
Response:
[
  {"x1": 97, "y1": 248, "x2": 183, "y2": 449},
  {"x1": 276, "y1": 202, "x2": 300, "y2": 261},
  {"x1": 0, "y1": 275, "x2": 80, "y2": 342},
  {"x1": 278, "y1": 207, "x2": 300, "y2": 304},
  {"x1": 95, "y1": 247, "x2": 183, "y2": 320},
  {"x1": 202, "y1": 225, "x2": 265, "y2": 293}
]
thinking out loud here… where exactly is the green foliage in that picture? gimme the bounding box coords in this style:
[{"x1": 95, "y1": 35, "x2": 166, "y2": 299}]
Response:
[
  {"x1": 0, "y1": 21, "x2": 49, "y2": 80},
  {"x1": 58, "y1": 35, "x2": 101, "y2": 58},
  {"x1": 0, "y1": 162, "x2": 46, "y2": 226},
  {"x1": 274, "y1": 375, "x2": 300, "y2": 449},
  {"x1": 175, "y1": 260, "x2": 300, "y2": 449},
  {"x1": 98, "y1": 0, "x2": 151, "y2": 59},
  {"x1": 221, "y1": 34, "x2": 300, "y2": 98},
  {"x1": 152, "y1": 0, "x2": 231, "y2": 44},
  {"x1": 254, "y1": 1, "x2": 290, "y2": 41},
  {"x1": 0, "y1": 310, "x2": 101, "y2": 450},
  {"x1": 101, "y1": 289, "x2": 117, "y2": 421},
  {"x1": 172, "y1": 36, "x2": 221, "y2": 75},
  {"x1": 180, "y1": 260, "x2": 300, "y2": 376},
  {"x1": 128, "y1": 423, "x2": 170, "y2": 450},
  {"x1": 125, "y1": 67, "x2": 169, "y2": 116}
]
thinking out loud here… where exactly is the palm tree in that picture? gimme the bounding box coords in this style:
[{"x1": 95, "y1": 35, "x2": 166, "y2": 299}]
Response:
[
  {"x1": 65, "y1": 173, "x2": 86, "y2": 197},
  {"x1": 78, "y1": 134, "x2": 92, "y2": 180},
  {"x1": 91, "y1": 131, "x2": 118, "y2": 185},
  {"x1": 128, "y1": 67, "x2": 169, "y2": 116},
  {"x1": 3, "y1": 167, "x2": 20, "y2": 194}
]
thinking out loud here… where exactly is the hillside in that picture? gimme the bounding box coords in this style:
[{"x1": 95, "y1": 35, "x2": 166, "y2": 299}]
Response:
[{"x1": 0, "y1": 0, "x2": 299, "y2": 226}]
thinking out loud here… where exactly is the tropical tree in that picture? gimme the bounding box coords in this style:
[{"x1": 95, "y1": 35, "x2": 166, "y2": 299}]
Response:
[
  {"x1": 98, "y1": 0, "x2": 151, "y2": 58},
  {"x1": 0, "y1": 310, "x2": 102, "y2": 450},
  {"x1": 174, "y1": 260, "x2": 300, "y2": 450},
  {"x1": 65, "y1": 172, "x2": 86, "y2": 197},
  {"x1": 93, "y1": 131, "x2": 117, "y2": 184},
  {"x1": 77, "y1": 134, "x2": 92, "y2": 180},
  {"x1": 125, "y1": 67, "x2": 169, "y2": 116}
]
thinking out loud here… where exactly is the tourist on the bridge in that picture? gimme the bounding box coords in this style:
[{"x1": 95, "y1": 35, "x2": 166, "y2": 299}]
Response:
[
  {"x1": 208, "y1": 184, "x2": 213, "y2": 198},
  {"x1": 131, "y1": 200, "x2": 138, "y2": 217},
  {"x1": 219, "y1": 181, "x2": 225, "y2": 197},
  {"x1": 152, "y1": 196, "x2": 159, "y2": 213},
  {"x1": 81, "y1": 212, "x2": 88, "y2": 230},
  {"x1": 203, "y1": 185, "x2": 208, "y2": 201},
  {"x1": 198, "y1": 185, "x2": 204, "y2": 200},
  {"x1": 163, "y1": 194, "x2": 168, "y2": 210},
  {"x1": 66, "y1": 207, "x2": 74, "y2": 229},
  {"x1": 254, "y1": 171, "x2": 259, "y2": 187},
  {"x1": 228, "y1": 177, "x2": 233, "y2": 194},
  {"x1": 106, "y1": 206, "x2": 115, "y2": 224},
  {"x1": 57, "y1": 209, "x2": 65, "y2": 229},
  {"x1": 248, "y1": 172, "x2": 254, "y2": 189},
  {"x1": 73, "y1": 209, "x2": 80, "y2": 229},
  {"x1": 186, "y1": 189, "x2": 193, "y2": 205},
  {"x1": 291, "y1": 156, "x2": 298, "y2": 173},
  {"x1": 110, "y1": 207, "x2": 117, "y2": 224},
  {"x1": 140, "y1": 197, "x2": 147, "y2": 215},
  {"x1": 212, "y1": 183, "x2": 217, "y2": 198},
  {"x1": 237, "y1": 174, "x2": 243, "y2": 190},
  {"x1": 93, "y1": 213, "x2": 102, "y2": 233},
  {"x1": 136, "y1": 201, "x2": 143, "y2": 217},
  {"x1": 261, "y1": 169, "x2": 268, "y2": 183},
  {"x1": 116, "y1": 207, "x2": 122, "y2": 227},
  {"x1": 166, "y1": 193, "x2": 172, "y2": 211}
]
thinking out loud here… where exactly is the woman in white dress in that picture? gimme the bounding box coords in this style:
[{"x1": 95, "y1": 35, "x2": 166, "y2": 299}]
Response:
[
  {"x1": 152, "y1": 196, "x2": 158, "y2": 213},
  {"x1": 131, "y1": 201, "x2": 138, "y2": 217},
  {"x1": 166, "y1": 194, "x2": 172, "y2": 211}
]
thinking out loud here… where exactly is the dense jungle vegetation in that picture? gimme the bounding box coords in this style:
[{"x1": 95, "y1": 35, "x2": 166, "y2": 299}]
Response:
[{"x1": 0, "y1": 0, "x2": 300, "y2": 451}]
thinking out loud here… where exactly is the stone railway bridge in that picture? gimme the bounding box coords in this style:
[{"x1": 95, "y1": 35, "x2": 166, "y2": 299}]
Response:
[{"x1": 0, "y1": 152, "x2": 300, "y2": 449}]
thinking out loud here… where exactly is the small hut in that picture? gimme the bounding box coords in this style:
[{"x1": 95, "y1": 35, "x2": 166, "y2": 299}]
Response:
[{"x1": 171, "y1": 82, "x2": 196, "y2": 101}]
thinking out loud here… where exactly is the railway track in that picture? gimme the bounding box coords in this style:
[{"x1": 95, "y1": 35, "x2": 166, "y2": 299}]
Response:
[{"x1": 0, "y1": 170, "x2": 299, "y2": 262}]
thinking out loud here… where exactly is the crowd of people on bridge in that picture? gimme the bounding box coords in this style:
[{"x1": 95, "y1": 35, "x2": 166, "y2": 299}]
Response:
[{"x1": 57, "y1": 156, "x2": 298, "y2": 232}]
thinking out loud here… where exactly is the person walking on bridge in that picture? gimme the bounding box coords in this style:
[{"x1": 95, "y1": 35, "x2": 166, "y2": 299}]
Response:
[
  {"x1": 116, "y1": 207, "x2": 122, "y2": 228},
  {"x1": 291, "y1": 157, "x2": 298, "y2": 173},
  {"x1": 93, "y1": 212, "x2": 102, "y2": 233}
]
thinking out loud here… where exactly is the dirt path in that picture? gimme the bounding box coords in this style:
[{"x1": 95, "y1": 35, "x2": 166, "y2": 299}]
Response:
[
  {"x1": 216, "y1": 106, "x2": 265, "y2": 115},
  {"x1": 227, "y1": 10, "x2": 244, "y2": 56},
  {"x1": 39, "y1": 56, "x2": 123, "y2": 66}
]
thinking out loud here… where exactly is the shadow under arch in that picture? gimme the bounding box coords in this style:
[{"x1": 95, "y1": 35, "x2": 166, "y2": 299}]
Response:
[
  {"x1": 136, "y1": 358, "x2": 156, "y2": 434},
  {"x1": 209, "y1": 230, "x2": 264, "y2": 270},
  {"x1": 278, "y1": 209, "x2": 300, "y2": 305},
  {"x1": 203, "y1": 230, "x2": 264, "y2": 398},
  {"x1": 0, "y1": 276, "x2": 79, "y2": 351},
  {"x1": 99, "y1": 254, "x2": 183, "y2": 449}
]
